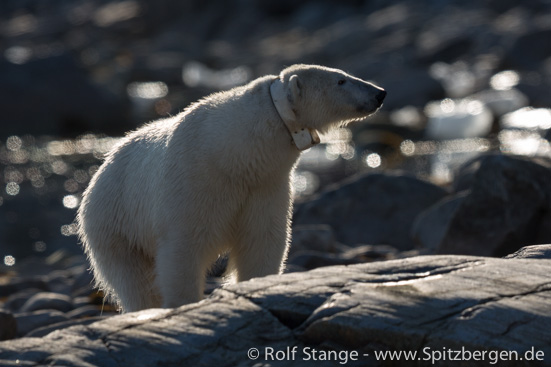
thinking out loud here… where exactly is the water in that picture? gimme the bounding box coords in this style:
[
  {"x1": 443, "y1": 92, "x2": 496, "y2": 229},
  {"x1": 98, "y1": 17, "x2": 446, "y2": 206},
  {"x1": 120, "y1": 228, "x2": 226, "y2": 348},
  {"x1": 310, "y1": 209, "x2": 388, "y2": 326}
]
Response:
[{"x1": 0, "y1": 134, "x2": 118, "y2": 265}]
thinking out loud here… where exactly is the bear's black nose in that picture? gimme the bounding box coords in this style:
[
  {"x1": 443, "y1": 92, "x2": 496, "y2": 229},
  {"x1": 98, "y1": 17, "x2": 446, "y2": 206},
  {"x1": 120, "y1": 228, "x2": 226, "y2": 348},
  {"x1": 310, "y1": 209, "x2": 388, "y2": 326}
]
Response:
[{"x1": 376, "y1": 90, "x2": 386, "y2": 105}]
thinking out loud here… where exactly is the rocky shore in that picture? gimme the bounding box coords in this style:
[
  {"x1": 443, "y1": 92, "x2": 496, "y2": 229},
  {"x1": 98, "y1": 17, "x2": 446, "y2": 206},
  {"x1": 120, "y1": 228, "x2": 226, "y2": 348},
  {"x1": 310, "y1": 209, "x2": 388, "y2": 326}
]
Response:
[
  {"x1": 1, "y1": 245, "x2": 550, "y2": 366},
  {"x1": 1, "y1": 153, "x2": 551, "y2": 366}
]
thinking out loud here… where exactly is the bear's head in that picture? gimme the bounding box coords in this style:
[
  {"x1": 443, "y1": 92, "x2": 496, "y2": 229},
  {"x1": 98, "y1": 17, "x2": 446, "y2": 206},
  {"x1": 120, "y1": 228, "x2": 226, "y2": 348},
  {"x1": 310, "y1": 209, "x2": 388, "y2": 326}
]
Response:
[{"x1": 276, "y1": 64, "x2": 386, "y2": 135}]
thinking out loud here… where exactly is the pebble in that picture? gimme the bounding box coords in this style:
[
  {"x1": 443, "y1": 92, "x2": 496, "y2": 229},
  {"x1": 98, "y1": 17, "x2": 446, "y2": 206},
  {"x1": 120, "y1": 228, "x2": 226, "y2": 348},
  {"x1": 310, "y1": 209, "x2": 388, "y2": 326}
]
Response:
[
  {"x1": 289, "y1": 224, "x2": 336, "y2": 257},
  {"x1": 70, "y1": 267, "x2": 95, "y2": 294},
  {"x1": 2, "y1": 288, "x2": 46, "y2": 312},
  {"x1": 0, "y1": 311, "x2": 17, "y2": 341},
  {"x1": 0, "y1": 278, "x2": 49, "y2": 298},
  {"x1": 20, "y1": 292, "x2": 74, "y2": 313},
  {"x1": 66, "y1": 305, "x2": 103, "y2": 319}
]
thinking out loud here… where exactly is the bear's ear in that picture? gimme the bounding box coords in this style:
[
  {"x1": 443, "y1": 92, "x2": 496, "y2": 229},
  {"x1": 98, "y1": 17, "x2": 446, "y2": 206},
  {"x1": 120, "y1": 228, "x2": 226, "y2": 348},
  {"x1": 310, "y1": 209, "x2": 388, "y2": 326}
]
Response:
[{"x1": 288, "y1": 74, "x2": 301, "y2": 103}]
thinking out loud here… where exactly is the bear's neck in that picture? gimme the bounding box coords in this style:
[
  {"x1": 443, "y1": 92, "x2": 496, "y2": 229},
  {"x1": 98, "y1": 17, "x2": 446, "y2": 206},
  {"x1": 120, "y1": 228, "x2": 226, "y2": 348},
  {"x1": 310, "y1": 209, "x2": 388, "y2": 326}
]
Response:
[{"x1": 269, "y1": 78, "x2": 320, "y2": 151}]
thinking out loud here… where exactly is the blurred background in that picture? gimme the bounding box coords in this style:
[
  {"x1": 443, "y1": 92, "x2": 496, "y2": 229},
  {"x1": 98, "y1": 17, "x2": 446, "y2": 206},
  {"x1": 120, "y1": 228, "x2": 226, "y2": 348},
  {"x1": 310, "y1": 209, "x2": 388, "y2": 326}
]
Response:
[{"x1": 0, "y1": 0, "x2": 550, "y2": 265}]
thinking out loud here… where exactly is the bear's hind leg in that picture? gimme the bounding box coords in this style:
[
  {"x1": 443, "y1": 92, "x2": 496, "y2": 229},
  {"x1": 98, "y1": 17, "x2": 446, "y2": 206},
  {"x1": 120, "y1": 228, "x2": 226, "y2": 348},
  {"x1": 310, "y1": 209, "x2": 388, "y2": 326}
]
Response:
[{"x1": 87, "y1": 241, "x2": 161, "y2": 312}]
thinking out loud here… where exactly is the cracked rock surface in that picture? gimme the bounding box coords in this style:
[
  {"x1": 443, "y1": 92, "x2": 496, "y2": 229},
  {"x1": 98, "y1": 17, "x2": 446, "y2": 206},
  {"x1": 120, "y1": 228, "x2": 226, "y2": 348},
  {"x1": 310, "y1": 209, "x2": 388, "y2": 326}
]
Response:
[{"x1": 1, "y1": 254, "x2": 550, "y2": 366}]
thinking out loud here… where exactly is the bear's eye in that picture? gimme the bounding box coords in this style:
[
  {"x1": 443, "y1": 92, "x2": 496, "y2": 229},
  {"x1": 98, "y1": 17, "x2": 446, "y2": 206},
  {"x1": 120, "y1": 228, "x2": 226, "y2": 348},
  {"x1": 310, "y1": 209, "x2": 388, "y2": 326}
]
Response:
[{"x1": 337, "y1": 80, "x2": 346, "y2": 85}]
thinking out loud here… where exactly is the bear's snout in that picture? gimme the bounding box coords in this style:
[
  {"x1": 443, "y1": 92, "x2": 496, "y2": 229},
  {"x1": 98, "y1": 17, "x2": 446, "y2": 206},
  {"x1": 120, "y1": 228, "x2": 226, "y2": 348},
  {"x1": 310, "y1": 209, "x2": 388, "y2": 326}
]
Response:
[
  {"x1": 375, "y1": 89, "x2": 386, "y2": 105},
  {"x1": 356, "y1": 85, "x2": 386, "y2": 114}
]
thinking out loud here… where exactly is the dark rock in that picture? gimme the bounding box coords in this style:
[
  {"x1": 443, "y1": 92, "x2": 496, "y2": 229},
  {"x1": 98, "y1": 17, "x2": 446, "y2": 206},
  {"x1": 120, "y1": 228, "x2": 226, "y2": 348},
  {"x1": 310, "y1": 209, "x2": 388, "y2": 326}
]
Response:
[
  {"x1": 0, "y1": 311, "x2": 16, "y2": 341},
  {"x1": 1, "y1": 288, "x2": 44, "y2": 312},
  {"x1": 0, "y1": 53, "x2": 131, "y2": 136},
  {"x1": 288, "y1": 244, "x2": 398, "y2": 270},
  {"x1": 70, "y1": 267, "x2": 95, "y2": 296},
  {"x1": 72, "y1": 285, "x2": 99, "y2": 299},
  {"x1": 535, "y1": 211, "x2": 551, "y2": 244},
  {"x1": 515, "y1": 73, "x2": 551, "y2": 109},
  {"x1": 14, "y1": 310, "x2": 68, "y2": 337},
  {"x1": 288, "y1": 251, "x2": 361, "y2": 270},
  {"x1": 72, "y1": 296, "x2": 95, "y2": 309},
  {"x1": 472, "y1": 88, "x2": 529, "y2": 117},
  {"x1": 435, "y1": 154, "x2": 551, "y2": 256},
  {"x1": 374, "y1": 68, "x2": 446, "y2": 110},
  {"x1": 45, "y1": 272, "x2": 73, "y2": 295},
  {"x1": 505, "y1": 244, "x2": 551, "y2": 259},
  {"x1": 207, "y1": 255, "x2": 228, "y2": 278},
  {"x1": 289, "y1": 224, "x2": 336, "y2": 257},
  {"x1": 66, "y1": 305, "x2": 102, "y2": 319},
  {"x1": 420, "y1": 35, "x2": 474, "y2": 65},
  {"x1": 0, "y1": 255, "x2": 550, "y2": 366},
  {"x1": 411, "y1": 193, "x2": 467, "y2": 252},
  {"x1": 501, "y1": 29, "x2": 551, "y2": 71},
  {"x1": 20, "y1": 292, "x2": 73, "y2": 313},
  {"x1": 256, "y1": 0, "x2": 308, "y2": 16},
  {"x1": 294, "y1": 173, "x2": 448, "y2": 250},
  {"x1": 0, "y1": 53, "x2": 131, "y2": 138},
  {"x1": 340, "y1": 243, "x2": 399, "y2": 261},
  {"x1": 0, "y1": 278, "x2": 49, "y2": 298}
]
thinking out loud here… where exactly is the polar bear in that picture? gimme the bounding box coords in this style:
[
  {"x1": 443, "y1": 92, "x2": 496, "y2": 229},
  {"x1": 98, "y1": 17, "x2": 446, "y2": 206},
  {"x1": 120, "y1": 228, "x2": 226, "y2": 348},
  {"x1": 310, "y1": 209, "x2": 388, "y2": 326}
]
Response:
[{"x1": 77, "y1": 64, "x2": 385, "y2": 312}]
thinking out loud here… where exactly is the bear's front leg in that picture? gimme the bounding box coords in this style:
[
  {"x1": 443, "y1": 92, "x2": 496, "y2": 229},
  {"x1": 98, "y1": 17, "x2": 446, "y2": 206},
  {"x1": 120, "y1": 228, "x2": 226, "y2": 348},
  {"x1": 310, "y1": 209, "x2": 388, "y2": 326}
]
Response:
[{"x1": 231, "y1": 183, "x2": 293, "y2": 281}]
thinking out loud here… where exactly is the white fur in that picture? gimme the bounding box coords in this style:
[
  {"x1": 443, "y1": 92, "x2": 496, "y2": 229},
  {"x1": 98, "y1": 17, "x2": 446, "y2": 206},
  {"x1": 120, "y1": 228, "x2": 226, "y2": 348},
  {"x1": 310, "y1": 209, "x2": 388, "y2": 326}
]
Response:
[{"x1": 77, "y1": 64, "x2": 385, "y2": 312}]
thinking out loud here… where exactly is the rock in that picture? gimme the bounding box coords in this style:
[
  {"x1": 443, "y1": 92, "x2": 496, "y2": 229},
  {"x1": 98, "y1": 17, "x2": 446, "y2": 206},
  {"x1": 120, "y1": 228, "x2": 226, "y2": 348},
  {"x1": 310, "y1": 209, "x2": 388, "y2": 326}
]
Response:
[
  {"x1": 0, "y1": 255, "x2": 550, "y2": 366},
  {"x1": 288, "y1": 244, "x2": 398, "y2": 271},
  {"x1": 70, "y1": 267, "x2": 95, "y2": 296},
  {"x1": 1, "y1": 288, "x2": 44, "y2": 312},
  {"x1": 500, "y1": 107, "x2": 551, "y2": 131},
  {"x1": 501, "y1": 28, "x2": 551, "y2": 71},
  {"x1": 0, "y1": 278, "x2": 49, "y2": 298},
  {"x1": 424, "y1": 98, "x2": 493, "y2": 140},
  {"x1": 45, "y1": 272, "x2": 73, "y2": 295},
  {"x1": 288, "y1": 251, "x2": 361, "y2": 270},
  {"x1": 73, "y1": 296, "x2": 96, "y2": 309},
  {"x1": 20, "y1": 292, "x2": 74, "y2": 313},
  {"x1": 411, "y1": 193, "x2": 467, "y2": 252},
  {"x1": 428, "y1": 61, "x2": 480, "y2": 98},
  {"x1": 340, "y1": 243, "x2": 399, "y2": 261},
  {"x1": 505, "y1": 245, "x2": 551, "y2": 260},
  {"x1": 289, "y1": 224, "x2": 336, "y2": 257},
  {"x1": 0, "y1": 311, "x2": 16, "y2": 341},
  {"x1": 294, "y1": 173, "x2": 448, "y2": 250},
  {"x1": 425, "y1": 35, "x2": 475, "y2": 65},
  {"x1": 374, "y1": 68, "x2": 445, "y2": 111},
  {"x1": 515, "y1": 73, "x2": 551, "y2": 109},
  {"x1": 66, "y1": 305, "x2": 102, "y2": 319},
  {"x1": 472, "y1": 88, "x2": 529, "y2": 118},
  {"x1": 0, "y1": 53, "x2": 131, "y2": 137},
  {"x1": 420, "y1": 154, "x2": 551, "y2": 256},
  {"x1": 295, "y1": 256, "x2": 551, "y2": 365},
  {"x1": 14, "y1": 310, "x2": 68, "y2": 337}
]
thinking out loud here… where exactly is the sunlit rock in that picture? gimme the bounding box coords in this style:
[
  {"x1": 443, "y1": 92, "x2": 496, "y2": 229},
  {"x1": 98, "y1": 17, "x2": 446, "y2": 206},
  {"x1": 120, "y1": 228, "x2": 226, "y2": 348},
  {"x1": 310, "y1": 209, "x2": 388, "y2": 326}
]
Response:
[
  {"x1": 500, "y1": 107, "x2": 551, "y2": 131},
  {"x1": 425, "y1": 98, "x2": 492, "y2": 140},
  {"x1": 473, "y1": 88, "x2": 528, "y2": 117},
  {"x1": 182, "y1": 61, "x2": 252, "y2": 90}
]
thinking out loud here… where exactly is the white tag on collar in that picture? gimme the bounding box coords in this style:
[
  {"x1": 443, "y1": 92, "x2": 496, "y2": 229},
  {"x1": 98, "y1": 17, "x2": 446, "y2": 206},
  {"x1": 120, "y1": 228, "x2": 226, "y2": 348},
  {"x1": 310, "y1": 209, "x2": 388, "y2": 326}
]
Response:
[
  {"x1": 291, "y1": 128, "x2": 320, "y2": 151},
  {"x1": 270, "y1": 79, "x2": 320, "y2": 151}
]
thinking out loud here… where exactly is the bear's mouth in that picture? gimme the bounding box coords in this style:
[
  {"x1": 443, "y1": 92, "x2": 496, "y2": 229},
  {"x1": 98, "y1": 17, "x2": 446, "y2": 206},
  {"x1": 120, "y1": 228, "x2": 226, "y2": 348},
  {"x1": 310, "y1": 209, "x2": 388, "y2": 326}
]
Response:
[{"x1": 357, "y1": 101, "x2": 383, "y2": 115}]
